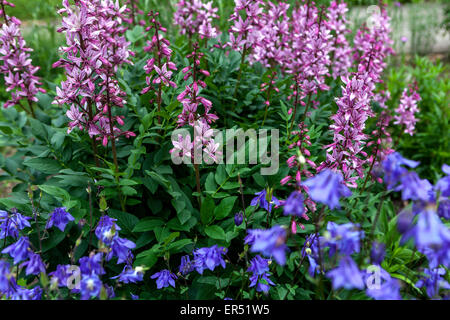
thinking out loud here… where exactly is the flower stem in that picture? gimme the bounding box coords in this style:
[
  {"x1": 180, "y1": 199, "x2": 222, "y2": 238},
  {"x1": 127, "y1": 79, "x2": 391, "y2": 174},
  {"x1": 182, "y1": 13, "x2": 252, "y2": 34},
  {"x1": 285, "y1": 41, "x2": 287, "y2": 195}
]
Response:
[{"x1": 194, "y1": 163, "x2": 202, "y2": 209}]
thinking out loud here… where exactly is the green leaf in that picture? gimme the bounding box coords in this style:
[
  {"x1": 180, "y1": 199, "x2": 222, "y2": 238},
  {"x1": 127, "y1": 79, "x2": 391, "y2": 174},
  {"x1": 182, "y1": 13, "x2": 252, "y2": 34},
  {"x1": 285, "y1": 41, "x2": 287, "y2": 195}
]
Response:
[
  {"x1": 23, "y1": 158, "x2": 62, "y2": 174},
  {"x1": 38, "y1": 185, "x2": 70, "y2": 201},
  {"x1": 204, "y1": 225, "x2": 226, "y2": 240},
  {"x1": 200, "y1": 196, "x2": 215, "y2": 225},
  {"x1": 214, "y1": 196, "x2": 237, "y2": 220},
  {"x1": 168, "y1": 239, "x2": 193, "y2": 252},
  {"x1": 132, "y1": 218, "x2": 165, "y2": 232}
]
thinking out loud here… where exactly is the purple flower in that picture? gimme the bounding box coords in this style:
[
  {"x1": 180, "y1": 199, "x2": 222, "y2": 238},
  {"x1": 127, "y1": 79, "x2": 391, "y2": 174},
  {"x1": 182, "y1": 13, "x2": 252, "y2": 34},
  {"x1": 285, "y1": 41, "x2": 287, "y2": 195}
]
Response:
[
  {"x1": 436, "y1": 164, "x2": 450, "y2": 197},
  {"x1": 326, "y1": 255, "x2": 365, "y2": 290},
  {"x1": 95, "y1": 215, "x2": 121, "y2": 246},
  {"x1": 10, "y1": 211, "x2": 31, "y2": 230},
  {"x1": 370, "y1": 242, "x2": 386, "y2": 265},
  {"x1": 249, "y1": 272, "x2": 275, "y2": 293},
  {"x1": 382, "y1": 152, "x2": 419, "y2": 190},
  {"x1": 394, "y1": 171, "x2": 432, "y2": 202},
  {"x1": 247, "y1": 255, "x2": 270, "y2": 275},
  {"x1": 394, "y1": 86, "x2": 421, "y2": 136},
  {"x1": 0, "y1": 260, "x2": 11, "y2": 293},
  {"x1": 49, "y1": 264, "x2": 71, "y2": 289},
  {"x1": 302, "y1": 234, "x2": 321, "y2": 277},
  {"x1": 250, "y1": 189, "x2": 280, "y2": 213},
  {"x1": 365, "y1": 266, "x2": 402, "y2": 300},
  {"x1": 0, "y1": 12, "x2": 45, "y2": 111},
  {"x1": 283, "y1": 191, "x2": 305, "y2": 217},
  {"x1": 112, "y1": 266, "x2": 144, "y2": 284},
  {"x1": 2, "y1": 236, "x2": 30, "y2": 264},
  {"x1": 414, "y1": 208, "x2": 450, "y2": 251},
  {"x1": 247, "y1": 256, "x2": 275, "y2": 293},
  {"x1": 107, "y1": 236, "x2": 136, "y2": 264},
  {"x1": 21, "y1": 253, "x2": 46, "y2": 276},
  {"x1": 416, "y1": 268, "x2": 450, "y2": 298},
  {"x1": 193, "y1": 245, "x2": 227, "y2": 274},
  {"x1": 53, "y1": 0, "x2": 135, "y2": 145},
  {"x1": 302, "y1": 169, "x2": 352, "y2": 209},
  {"x1": 0, "y1": 210, "x2": 31, "y2": 239},
  {"x1": 46, "y1": 207, "x2": 75, "y2": 232},
  {"x1": 248, "y1": 226, "x2": 287, "y2": 266},
  {"x1": 151, "y1": 269, "x2": 177, "y2": 289},
  {"x1": 178, "y1": 255, "x2": 194, "y2": 275},
  {"x1": 438, "y1": 198, "x2": 450, "y2": 219},
  {"x1": 324, "y1": 222, "x2": 364, "y2": 256},
  {"x1": 234, "y1": 212, "x2": 244, "y2": 226},
  {"x1": 79, "y1": 253, "x2": 105, "y2": 276},
  {"x1": 80, "y1": 274, "x2": 102, "y2": 300},
  {"x1": 7, "y1": 282, "x2": 42, "y2": 300},
  {"x1": 131, "y1": 293, "x2": 139, "y2": 300}
]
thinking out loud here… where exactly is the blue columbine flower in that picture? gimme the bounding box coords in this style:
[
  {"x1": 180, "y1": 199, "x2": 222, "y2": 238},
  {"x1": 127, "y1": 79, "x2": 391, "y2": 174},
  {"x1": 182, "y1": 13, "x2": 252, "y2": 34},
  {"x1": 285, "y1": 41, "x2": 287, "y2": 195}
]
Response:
[
  {"x1": 438, "y1": 198, "x2": 450, "y2": 219},
  {"x1": 0, "y1": 211, "x2": 31, "y2": 239},
  {"x1": 7, "y1": 282, "x2": 42, "y2": 300},
  {"x1": 79, "y1": 253, "x2": 105, "y2": 276},
  {"x1": 0, "y1": 260, "x2": 11, "y2": 293},
  {"x1": 179, "y1": 255, "x2": 194, "y2": 275},
  {"x1": 250, "y1": 189, "x2": 280, "y2": 213},
  {"x1": 46, "y1": 207, "x2": 75, "y2": 232},
  {"x1": 301, "y1": 234, "x2": 321, "y2": 277},
  {"x1": 414, "y1": 207, "x2": 450, "y2": 250},
  {"x1": 247, "y1": 255, "x2": 270, "y2": 275},
  {"x1": 193, "y1": 245, "x2": 227, "y2": 274},
  {"x1": 49, "y1": 264, "x2": 71, "y2": 289},
  {"x1": 21, "y1": 253, "x2": 46, "y2": 276},
  {"x1": 151, "y1": 269, "x2": 177, "y2": 289},
  {"x1": 365, "y1": 266, "x2": 402, "y2": 300},
  {"x1": 107, "y1": 237, "x2": 136, "y2": 264},
  {"x1": 80, "y1": 274, "x2": 103, "y2": 300},
  {"x1": 382, "y1": 152, "x2": 419, "y2": 189},
  {"x1": 247, "y1": 256, "x2": 274, "y2": 293},
  {"x1": 248, "y1": 226, "x2": 287, "y2": 266},
  {"x1": 2, "y1": 236, "x2": 30, "y2": 264},
  {"x1": 234, "y1": 212, "x2": 244, "y2": 226},
  {"x1": 112, "y1": 266, "x2": 144, "y2": 284},
  {"x1": 95, "y1": 215, "x2": 121, "y2": 246},
  {"x1": 395, "y1": 171, "x2": 433, "y2": 202},
  {"x1": 131, "y1": 293, "x2": 139, "y2": 300},
  {"x1": 370, "y1": 242, "x2": 386, "y2": 265},
  {"x1": 324, "y1": 222, "x2": 364, "y2": 256},
  {"x1": 326, "y1": 255, "x2": 364, "y2": 290},
  {"x1": 249, "y1": 272, "x2": 275, "y2": 293},
  {"x1": 302, "y1": 169, "x2": 352, "y2": 210},
  {"x1": 283, "y1": 191, "x2": 305, "y2": 217},
  {"x1": 435, "y1": 164, "x2": 450, "y2": 197},
  {"x1": 416, "y1": 268, "x2": 450, "y2": 298}
]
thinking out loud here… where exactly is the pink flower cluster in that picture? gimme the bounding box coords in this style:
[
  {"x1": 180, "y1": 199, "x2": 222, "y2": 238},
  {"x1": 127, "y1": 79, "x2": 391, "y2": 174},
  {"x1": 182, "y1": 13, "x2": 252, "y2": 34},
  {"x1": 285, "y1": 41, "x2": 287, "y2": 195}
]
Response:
[
  {"x1": 52, "y1": 0, "x2": 135, "y2": 147},
  {"x1": 123, "y1": 0, "x2": 145, "y2": 27},
  {"x1": 142, "y1": 11, "x2": 177, "y2": 97},
  {"x1": 394, "y1": 85, "x2": 421, "y2": 136},
  {"x1": 171, "y1": 120, "x2": 222, "y2": 165},
  {"x1": 288, "y1": 2, "x2": 332, "y2": 99},
  {"x1": 173, "y1": 0, "x2": 219, "y2": 41},
  {"x1": 172, "y1": 43, "x2": 220, "y2": 164},
  {"x1": 0, "y1": 1, "x2": 46, "y2": 111},
  {"x1": 247, "y1": 1, "x2": 291, "y2": 68},
  {"x1": 227, "y1": 0, "x2": 263, "y2": 53},
  {"x1": 326, "y1": 0, "x2": 352, "y2": 79},
  {"x1": 318, "y1": 5, "x2": 395, "y2": 187},
  {"x1": 177, "y1": 44, "x2": 218, "y2": 127}
]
